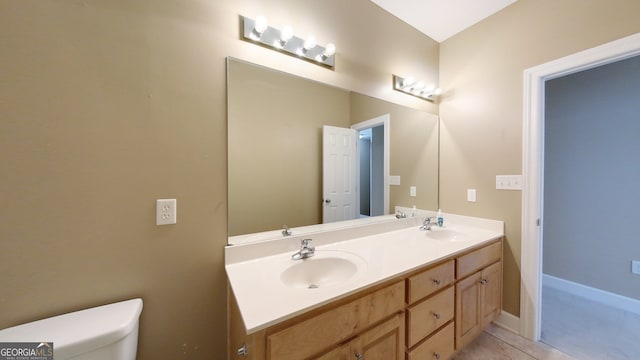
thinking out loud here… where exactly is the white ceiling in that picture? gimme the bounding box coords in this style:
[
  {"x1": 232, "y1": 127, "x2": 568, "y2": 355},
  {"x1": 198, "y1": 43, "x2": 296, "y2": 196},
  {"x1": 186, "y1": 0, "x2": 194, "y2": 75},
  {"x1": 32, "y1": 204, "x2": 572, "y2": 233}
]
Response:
[{"x1": 371, "y1": 0, "x2": 519, "y2": 42}]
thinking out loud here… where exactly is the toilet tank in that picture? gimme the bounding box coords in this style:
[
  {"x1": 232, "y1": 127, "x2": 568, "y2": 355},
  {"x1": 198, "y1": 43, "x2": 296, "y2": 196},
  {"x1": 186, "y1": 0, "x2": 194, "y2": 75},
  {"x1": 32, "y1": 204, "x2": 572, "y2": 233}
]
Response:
[{"x1": 0, "y1": 298, "x2": 143, "y2": 360}]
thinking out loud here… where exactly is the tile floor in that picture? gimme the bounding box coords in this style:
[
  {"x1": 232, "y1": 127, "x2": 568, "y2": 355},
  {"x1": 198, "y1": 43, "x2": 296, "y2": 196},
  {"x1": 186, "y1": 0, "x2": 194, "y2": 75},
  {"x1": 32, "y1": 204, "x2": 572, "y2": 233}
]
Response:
[
  {"x1": 540, "y1": 285, "x2": 640, "y2": 360},
  {"x1": 454, "y1": 323, "x2": 574, "y2": 360}
]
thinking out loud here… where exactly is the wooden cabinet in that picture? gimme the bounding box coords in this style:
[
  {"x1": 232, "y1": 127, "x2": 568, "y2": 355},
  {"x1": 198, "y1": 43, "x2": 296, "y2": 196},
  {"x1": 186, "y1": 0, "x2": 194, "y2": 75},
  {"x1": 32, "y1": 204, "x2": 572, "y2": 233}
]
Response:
[
  {"x1": 266, "y1": 281, "x2": 404, "y2": 360},
  {"x1": 455, "y1": 270, "x2": 482, "y2": 349},
  {"x1": 229, "y1": 288, "x2": 265, "y2": 360},
  {"x1": 405, "y1": 259, "x2": 455, "y2": 360},
  {"x1": 312, "y1": 343, "x2": 349, "y2": 360},
  {"x1": 229, "y1": 239, "x2": 503, "y2": 360},
  {"x1": 406, "y1": 260, "x2": 455, "y2": 304},
  {"x1": 407, "y1": 322, "x2": 455, "y2": 360},
  {"x1": 406, "y1": 286, "x2": 454, "y2": 347},
  {"x1": 311, "y1": 313, "x2": 404, "y2": 360},
  {"x1": 480, "y1": 261, "x2": 502, "y2": 327},
  {"x1": 455, "y1": 241, "x2": 502, "y2": 350}
]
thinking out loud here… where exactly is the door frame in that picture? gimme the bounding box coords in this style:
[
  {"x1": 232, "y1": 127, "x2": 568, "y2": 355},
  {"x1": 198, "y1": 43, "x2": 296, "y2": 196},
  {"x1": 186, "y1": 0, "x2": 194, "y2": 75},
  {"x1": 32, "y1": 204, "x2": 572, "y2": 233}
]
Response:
[
  {"x1": 520, "y1": 32, "x2": 640, "y2": 341},
  {"x1": 352, "y1": 114, "x2": 390, "y2": 216}
]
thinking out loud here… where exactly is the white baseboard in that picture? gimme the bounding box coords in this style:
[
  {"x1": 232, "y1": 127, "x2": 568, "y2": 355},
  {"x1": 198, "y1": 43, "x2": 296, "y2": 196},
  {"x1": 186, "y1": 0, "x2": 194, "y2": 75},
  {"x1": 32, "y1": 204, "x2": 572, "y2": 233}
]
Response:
[
  {"x1": 543, "y1": 274, "x2": 640, "y2": 316},
  {"x1": 493, "y1": 310, "x2": 520, "y2": 335}
]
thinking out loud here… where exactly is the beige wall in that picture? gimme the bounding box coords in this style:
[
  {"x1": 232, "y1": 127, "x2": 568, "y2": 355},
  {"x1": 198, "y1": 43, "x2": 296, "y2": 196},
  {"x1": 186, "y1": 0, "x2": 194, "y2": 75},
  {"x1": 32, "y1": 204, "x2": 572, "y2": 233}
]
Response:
[
  {"x1": 0, "y1": 0, "x2": 438, "y2": 359},
  {"x1": 228, "y1": 59, "x2": 351, "y2": 235},
  {"x1": 350, "y1": 93, "x2": 439, "y2": 212},
  {"x1": 439, "y1": 0, "x2": 640, "y2": 316}
]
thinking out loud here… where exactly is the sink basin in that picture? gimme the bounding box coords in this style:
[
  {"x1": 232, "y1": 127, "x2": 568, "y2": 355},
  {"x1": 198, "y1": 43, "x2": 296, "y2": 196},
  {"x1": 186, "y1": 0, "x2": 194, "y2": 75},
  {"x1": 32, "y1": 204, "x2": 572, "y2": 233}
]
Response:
[
  {"x1": 280, "y1": 251, "x2": 366, "y2": 289},
  {"x1": 425, "y1": 227, "x2": 471, "y2": 241}
]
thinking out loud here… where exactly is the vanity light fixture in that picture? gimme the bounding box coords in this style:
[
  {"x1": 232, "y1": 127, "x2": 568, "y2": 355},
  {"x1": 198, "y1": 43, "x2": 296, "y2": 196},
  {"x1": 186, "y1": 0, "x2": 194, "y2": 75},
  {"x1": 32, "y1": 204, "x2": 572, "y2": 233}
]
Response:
[
  {"x1": 393, "y1": 74, "x2": 442, "y2": 102},
  {"x1": 241, "y1": 15, "x2": 336, "y2": 69}
]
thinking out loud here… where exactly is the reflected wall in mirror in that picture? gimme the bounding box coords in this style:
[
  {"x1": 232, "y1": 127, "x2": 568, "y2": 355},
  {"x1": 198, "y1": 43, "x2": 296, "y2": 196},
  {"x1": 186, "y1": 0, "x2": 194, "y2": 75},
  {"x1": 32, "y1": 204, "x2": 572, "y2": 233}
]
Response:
[{"x1": 228, "y1": 58, "x2": 438, "y2": 240}]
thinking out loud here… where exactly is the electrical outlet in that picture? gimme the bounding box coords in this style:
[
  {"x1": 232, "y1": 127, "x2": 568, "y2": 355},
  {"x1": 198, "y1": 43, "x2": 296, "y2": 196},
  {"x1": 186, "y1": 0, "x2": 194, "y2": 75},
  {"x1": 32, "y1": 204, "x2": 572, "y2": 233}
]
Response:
[
  {"x1": 632, "y1": 260, "x2": 640, "y2": 275},
  {"x1": 156, "y1": 199, "x2": 177, "y2": 225},
  {"x1": 467, "y1": 189, "x2": 477, "y2": 202},
  {"x1": 410, "y1": 186, "x2": 416, "y2": 197}
]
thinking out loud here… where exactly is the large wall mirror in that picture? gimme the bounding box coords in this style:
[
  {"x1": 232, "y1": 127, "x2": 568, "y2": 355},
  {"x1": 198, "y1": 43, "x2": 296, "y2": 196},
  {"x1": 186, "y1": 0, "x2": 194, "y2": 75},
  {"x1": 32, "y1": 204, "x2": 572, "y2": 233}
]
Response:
[{"x1": 227, "y1": 58, "x2": 439, "y2": 244}]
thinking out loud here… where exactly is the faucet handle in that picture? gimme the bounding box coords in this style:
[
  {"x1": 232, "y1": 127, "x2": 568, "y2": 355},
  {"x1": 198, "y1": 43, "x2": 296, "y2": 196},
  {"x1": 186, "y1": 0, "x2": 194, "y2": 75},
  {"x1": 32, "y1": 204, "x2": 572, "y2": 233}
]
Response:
[{"x1": 301, "y1": 238, "x2": 313, "y2": 247}]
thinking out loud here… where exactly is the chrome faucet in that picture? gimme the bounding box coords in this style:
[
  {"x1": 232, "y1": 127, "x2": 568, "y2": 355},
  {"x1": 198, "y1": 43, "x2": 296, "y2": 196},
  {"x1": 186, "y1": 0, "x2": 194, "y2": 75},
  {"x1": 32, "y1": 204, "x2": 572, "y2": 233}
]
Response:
[
  {"x1": 395, "y1": 210, "x2": 407, "y2": 219},
  {"x1": 419, "y1": 217, "x2": 438, "y2": 231},
  {"x1": 282, "y1": 225, "x2": 292, "y2": 237},
  {"x1": 291, "y1": 239, "x2": 315, "y2": 260}
]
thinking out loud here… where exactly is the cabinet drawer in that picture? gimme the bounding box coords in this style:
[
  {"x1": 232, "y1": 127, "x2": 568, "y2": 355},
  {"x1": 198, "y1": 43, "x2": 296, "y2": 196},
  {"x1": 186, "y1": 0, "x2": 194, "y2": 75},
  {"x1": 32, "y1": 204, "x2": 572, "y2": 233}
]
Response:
[
  {"x1": 407, "y1": 321, "x2": 454, "y2": 360},
  {"x1": 407, "y1": 260, "x2": 455, "y2": 304},
  {"x1": 457, "y1": 240, "x2": 501, "y2": 280},
  {"x1": 406, "y1": 286, "x2": 454, "y2": 348},
  {"x1": 267, "y1": 281, "x2": 405, "y2": 360}
]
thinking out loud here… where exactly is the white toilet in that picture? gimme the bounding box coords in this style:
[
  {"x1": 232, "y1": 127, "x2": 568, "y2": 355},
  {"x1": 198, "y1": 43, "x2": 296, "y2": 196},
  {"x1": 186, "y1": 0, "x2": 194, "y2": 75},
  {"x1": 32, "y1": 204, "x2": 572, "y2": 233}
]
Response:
[{"x1": 0, "y1": 298, "x2": 143, "y2": 360}]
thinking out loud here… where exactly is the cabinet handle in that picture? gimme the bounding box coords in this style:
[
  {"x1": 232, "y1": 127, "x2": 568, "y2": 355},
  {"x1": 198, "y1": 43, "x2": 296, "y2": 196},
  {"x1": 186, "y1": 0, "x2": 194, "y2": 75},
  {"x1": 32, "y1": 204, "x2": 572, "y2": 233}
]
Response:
[
  {"x1": 432, "y1": 279, "x2": 441, "y2": 286},
  {"x1": 432, "y1": 312, "x2": 441, "y2": 320},
  {"x1": 433, "y1": 352, "x2": 441, "y2": 359},
  {"x1": 236, "y1": 343, "x2": 248, "y2": 357},
  {"x1": 355, "y1": 352, "x2": 364, "y2": 360},
  {"x1": 480, "y1": 278, "x2": 489, "y2": 285}
]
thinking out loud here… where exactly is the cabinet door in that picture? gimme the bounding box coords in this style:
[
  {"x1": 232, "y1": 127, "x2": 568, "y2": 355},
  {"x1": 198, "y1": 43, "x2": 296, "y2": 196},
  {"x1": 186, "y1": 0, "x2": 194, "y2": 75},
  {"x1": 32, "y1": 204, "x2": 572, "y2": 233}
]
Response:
[
  {"x1": 352, "y1": 313, "x2": 404, "y2": 360},
  {"x1": 267, "y1": 281, "x2": 404, "y2": 360},
  {"x1": 481, "y1": 261, "x2": 502, "y2": 327},
  {"x1": 312, "y1": 344, "x2": 350, "y2": 360},
  {"x1": 455, "y1": 271, "x2": 482, "y2": 350}
]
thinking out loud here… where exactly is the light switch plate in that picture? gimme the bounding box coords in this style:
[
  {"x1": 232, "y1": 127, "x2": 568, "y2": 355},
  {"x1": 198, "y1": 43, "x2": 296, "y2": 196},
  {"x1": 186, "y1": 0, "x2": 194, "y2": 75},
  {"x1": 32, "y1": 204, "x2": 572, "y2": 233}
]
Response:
[
  {"x1": 632, "y1": 260, "x2": 640, "y2": 275},
  {"x1": 496, "y1": 175, "x2": 523, "y2": 190},
  {"x1": 389, "y1": 175, "x2": 401, "y2": 186},
  {"x1": 410, "y1": 186, "x2": 416, "y2": 197}
]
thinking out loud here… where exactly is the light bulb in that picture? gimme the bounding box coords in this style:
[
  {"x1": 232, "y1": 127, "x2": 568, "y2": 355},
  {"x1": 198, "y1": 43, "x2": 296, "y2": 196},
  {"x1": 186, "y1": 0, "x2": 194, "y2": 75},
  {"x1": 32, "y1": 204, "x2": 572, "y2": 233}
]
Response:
[
  {"x1": 425, "y1": 84, "x2": 436, "y2": 93},
  {"x1": 254, "y1": 16, "x2": 268, "y2": 34},
  {"x1": 303, "y1": 35, "x2": 317, "y2": 50},
  {"x1": 280, "y1": 25, "x2": 294, "y2": 42},
  {"x1": 413, "y1": 81, "x2": 425, "y2": 92},
  {"x1": 323, "y1": 43, "x2": 336, "y2": 57},
  {"x1": 402, "y1": 77, "x2": 415, "y2": 88}
]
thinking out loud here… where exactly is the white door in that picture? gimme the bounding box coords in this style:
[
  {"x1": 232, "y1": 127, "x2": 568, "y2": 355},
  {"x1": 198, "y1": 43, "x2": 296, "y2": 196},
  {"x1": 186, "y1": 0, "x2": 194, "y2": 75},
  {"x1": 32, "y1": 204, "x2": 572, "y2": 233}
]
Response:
[{"x1": 323, "y1": 125, "x2": 358, "y2": 223}]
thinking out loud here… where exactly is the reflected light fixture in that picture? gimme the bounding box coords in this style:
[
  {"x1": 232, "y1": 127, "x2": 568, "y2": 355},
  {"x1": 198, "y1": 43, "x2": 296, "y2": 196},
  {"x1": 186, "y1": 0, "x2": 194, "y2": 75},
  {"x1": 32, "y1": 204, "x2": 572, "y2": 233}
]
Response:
[
  {"x1": 393, "y1": 74, "x2": 442, "y2": 102},
  {"x1": 241, "y1": 15, "x2": 336, "y2": 69}
]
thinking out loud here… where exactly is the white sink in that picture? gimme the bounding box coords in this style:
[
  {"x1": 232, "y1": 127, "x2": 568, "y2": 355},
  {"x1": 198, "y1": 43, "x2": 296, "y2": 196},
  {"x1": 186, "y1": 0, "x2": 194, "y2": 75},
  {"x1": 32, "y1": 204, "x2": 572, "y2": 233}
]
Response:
[
  {"x1": 280, "y1": 251, "x2": 366, "y2": 290},
  {"x1": 425, "y1": 227, "x2": 472, "y2": 241}
]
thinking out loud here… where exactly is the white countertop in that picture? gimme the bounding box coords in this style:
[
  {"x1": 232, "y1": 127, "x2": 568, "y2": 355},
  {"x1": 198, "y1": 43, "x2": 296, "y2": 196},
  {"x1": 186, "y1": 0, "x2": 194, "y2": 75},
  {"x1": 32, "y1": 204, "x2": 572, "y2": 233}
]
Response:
[{"x1": 225, "y1": 213, "x2": 503, "y2": 334}]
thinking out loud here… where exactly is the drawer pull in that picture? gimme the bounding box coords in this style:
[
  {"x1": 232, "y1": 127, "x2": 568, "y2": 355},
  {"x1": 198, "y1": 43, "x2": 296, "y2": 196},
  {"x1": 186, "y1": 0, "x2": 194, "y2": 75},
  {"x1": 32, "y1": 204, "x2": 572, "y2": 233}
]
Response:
[
  {"x1": 480, "y1": 277, "x2": 489, "y2": 285},
  {"x1": 432, "y1": 312, "x2": 441, "y2": 320},
  {"x1": 434, "y1": 352, "x2": 441, "y2": 359},
  {"x1": 432, "y1": 279, "x2": 441, "y2": 286},
  {"x1": 355, "y1": 352, "x2": 364, "y2": 360}
]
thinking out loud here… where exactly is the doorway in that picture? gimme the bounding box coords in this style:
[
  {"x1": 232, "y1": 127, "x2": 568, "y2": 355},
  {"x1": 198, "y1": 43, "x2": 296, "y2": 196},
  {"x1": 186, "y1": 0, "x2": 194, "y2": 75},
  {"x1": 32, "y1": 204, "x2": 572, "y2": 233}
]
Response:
[
  {"x1": 353, "y1": 114, "x2": 390, "y2": 218},
  {"x1": 539, "y1": 54, "x2": 640, "y2": 358},
  {"x1": 521, "y1": 33, "x2": 640, "y2": 341},
  {"x1": 357, "y1": 126, "x2": 384, "y2": 217}
]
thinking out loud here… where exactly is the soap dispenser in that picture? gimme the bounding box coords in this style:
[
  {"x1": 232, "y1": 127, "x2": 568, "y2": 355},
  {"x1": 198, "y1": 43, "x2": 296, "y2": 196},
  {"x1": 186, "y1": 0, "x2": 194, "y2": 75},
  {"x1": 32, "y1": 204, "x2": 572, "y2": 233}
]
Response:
[{"x1": 437, "y1": 209, "x2": 444, "y2": 227}]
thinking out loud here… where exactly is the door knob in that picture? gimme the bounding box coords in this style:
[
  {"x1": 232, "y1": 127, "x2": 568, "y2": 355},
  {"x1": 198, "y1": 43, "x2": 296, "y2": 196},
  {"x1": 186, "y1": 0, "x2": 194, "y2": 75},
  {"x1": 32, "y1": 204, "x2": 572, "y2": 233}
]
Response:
[{"x1": 324, "y1": 199, "x2": 331, "y2": 204}]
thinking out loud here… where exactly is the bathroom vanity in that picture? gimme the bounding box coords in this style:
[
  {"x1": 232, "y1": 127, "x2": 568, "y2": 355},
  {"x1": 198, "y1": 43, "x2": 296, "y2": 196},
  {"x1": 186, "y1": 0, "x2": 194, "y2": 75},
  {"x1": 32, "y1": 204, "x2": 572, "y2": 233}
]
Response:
[{"x1": 226, "y1": 214, "x2": 503, "y2": 360}]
